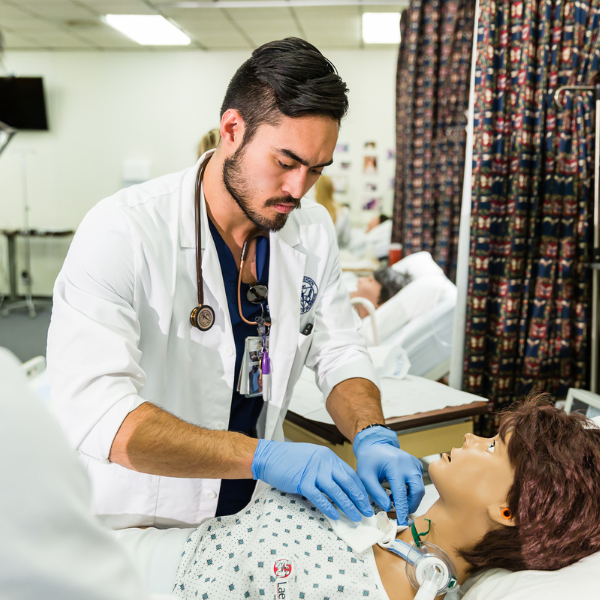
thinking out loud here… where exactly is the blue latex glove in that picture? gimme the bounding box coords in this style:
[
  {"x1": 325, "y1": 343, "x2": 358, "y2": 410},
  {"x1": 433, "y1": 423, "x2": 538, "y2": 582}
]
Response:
[
  {"x1": 251, "y1": 439, "x2": 374, "y2": 522},
  {"x1": 353, "y1": 426, "x2": 425, "y2": 525}
]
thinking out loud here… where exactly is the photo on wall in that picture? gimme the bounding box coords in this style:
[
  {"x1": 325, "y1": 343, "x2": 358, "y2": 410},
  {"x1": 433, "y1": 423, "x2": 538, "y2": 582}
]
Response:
[
  {"x1": 335, "y1": 143, "x2": 350, "y2": 153},
  {"x1": 362, "y1": 197, "x2": 381, "y2": 211},
  {"x1": 340, "y1": 161, "x2": 352, "y2": 170},
  {"x1": 364, "y1": 182, "x2": 378, "y2": 192},
  {"x1": 364, "y1": 141, "x2": 377, "y2": 150},
  {"x1": 363, "y1": 156, "x2": 377, "y2": 175}
]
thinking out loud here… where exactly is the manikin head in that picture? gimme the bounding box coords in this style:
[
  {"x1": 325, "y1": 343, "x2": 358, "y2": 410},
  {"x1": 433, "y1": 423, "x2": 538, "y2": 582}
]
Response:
[
  {"x1": 215, "y1": 38, "x2": 348, "y2": 231},
  {"x1": 350, "y1": 268, "x2": 411, "y2": 317},
  {"x1": 429, "y1": 393, "x2": 600, "y2": 573}
]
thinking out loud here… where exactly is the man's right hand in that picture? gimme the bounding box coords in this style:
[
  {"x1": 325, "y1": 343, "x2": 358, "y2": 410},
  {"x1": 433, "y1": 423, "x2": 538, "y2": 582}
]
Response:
[{"x1": 251, "y1": 439, "x2": 374, "y2": 522}]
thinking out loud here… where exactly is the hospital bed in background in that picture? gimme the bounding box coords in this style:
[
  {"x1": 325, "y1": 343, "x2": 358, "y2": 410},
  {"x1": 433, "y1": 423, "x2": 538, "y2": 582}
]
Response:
[
  {"x1": 344, "y1": 218, "x2": 393, "y2": 262},
  {"x1": 347, "y1": 251, "x2": 457, "y2": 379},
  {"x1": 338, "y1": 218, "x2": 392, "y2": 273},
  {"x1": 285, "y1": 354, "x2": 489, "y2": 466}
]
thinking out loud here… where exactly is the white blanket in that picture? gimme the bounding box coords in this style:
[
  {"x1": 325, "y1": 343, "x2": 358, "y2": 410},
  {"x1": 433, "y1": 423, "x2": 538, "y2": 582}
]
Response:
[{"x1": 290, "y1": 367, "x2": 485, "y2": 425}]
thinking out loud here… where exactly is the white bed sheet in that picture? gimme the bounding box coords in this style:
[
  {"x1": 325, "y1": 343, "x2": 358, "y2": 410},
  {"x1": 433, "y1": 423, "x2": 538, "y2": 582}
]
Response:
[
  {"x1": 114, "y1": 527, "x2": 195, "y2": 596},
  {"x1": 289, "y1": 367, "x2": 486, "y2": 425}
]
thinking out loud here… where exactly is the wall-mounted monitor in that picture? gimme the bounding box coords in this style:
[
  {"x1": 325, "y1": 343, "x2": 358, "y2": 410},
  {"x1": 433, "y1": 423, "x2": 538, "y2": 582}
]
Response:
[{"x1": 0, "y1": 77, "x2": 49, "y2": 131}]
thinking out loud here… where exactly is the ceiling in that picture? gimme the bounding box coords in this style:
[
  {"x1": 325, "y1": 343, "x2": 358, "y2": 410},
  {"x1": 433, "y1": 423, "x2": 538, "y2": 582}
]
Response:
[{"x1": 0, "y1": 0, "x2": 407, "y2": 51}]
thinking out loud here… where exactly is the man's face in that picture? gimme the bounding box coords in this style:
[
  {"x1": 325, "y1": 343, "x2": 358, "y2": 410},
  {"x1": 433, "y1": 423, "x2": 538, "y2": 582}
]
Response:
[{"x1": 222, "y1": 114, "x2": 338, "y2": 231}]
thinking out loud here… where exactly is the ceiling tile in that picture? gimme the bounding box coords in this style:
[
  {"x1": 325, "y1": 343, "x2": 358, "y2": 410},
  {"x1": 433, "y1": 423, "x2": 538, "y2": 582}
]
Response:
[
  {"x1": 73, "y1": 27, "x2": 141, "y2": 47},
  {"x1": 225, "y1": 7, "x2": 293, "y2": 21},
  {"x1": 1, "y1": 18, "x2": 67, "y2": 32},
  {"x1": 0, "y1": 3, "x2": 32, "y2": 19},
  {"x1": 293, "y1": 6, "x2": 360, "y2": 19},
  {"x1": 161, "y1": 7, "x2": 226, "y2": 20},
  {"x1": 246, "y1": 29, "x2": 302, "y2": 46},
  {"x1": 170, "y1": 10, "x2": 234, "y2": 26},
  {"x1": 76, "y1": 0, "x2": 156, "y2": 15},
  {"x1": 197, "y1": 33, "x2": 250, "y2": 50},
  {"x1": 14, "y1": 4, "x2": 95, "y2": 21},
  {"x1": 0, "y1": 0, "x2": 407, "y2": 51},
  {"x1": 23, "y1": 33, "x2": 94, "y2": 48},
  {"x1": 0, "y1": 28, "x2": 41, "y2": 47}
]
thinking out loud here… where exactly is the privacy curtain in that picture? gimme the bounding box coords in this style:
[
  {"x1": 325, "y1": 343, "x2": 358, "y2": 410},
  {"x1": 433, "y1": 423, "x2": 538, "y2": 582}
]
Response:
[
  {"x1": 392, "y1": 0, "x2": 476, "y2": 282},
  {"x1": 463, "y1": 0, "x2": 600, "y2": 426}
]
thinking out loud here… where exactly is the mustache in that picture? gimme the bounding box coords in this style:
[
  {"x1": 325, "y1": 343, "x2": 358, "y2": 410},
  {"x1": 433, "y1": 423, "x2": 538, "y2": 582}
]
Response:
[{"x1": 264, "y1": 197, "x2": 301, "y2": 209}]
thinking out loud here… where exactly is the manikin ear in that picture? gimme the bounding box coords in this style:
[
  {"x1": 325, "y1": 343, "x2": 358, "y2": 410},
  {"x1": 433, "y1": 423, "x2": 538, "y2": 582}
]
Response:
[
  {"x1": 488, "y1": 505, "x2": 516, "y2": 527},
  {"x1": 220, "y1": 109, "x2": 246, "y2": 150}
]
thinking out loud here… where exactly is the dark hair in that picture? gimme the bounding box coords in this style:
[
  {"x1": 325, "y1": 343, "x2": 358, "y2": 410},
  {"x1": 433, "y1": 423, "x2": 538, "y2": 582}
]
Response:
[
  {"x1": 460, "y1": 392, "x2": 600, "y2": 573},
  {"x1": 378, "y1": 214, "x2": 391, "y2": 224},
  {"x1": 220, "y1": 38, "x2": 349, "y2": 145},
  {"x1": 373, "y1": 268, "x2": 411, "y2": 305}
]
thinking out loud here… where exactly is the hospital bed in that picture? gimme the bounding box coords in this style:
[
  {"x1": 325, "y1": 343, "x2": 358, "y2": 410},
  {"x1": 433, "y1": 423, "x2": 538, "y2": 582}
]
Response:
[
  {"x1": 285, "y1": 357, "x2": 489, "y2": 465},
  {"x1": 345, "y1": 251, "x2": 457, "y2": 379},
  {"x1": 342, "y1": 218, "x2": 393, "y2": 265},
  {"x1": 13, "y1": 354, "x2": 600, "y2": 599},
  {"x1": 112, "y1": 469, "x2": 600, "y2": 600}
]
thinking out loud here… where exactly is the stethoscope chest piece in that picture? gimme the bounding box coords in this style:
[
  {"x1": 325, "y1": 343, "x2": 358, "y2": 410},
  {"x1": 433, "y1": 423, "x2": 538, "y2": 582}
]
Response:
[{"x1": 190, "y1": 305, "x2": 215, "y2": 331}]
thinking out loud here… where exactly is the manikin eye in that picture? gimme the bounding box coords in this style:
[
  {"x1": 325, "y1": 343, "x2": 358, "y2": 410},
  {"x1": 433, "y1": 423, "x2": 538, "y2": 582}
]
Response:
[{"x1": 488, "y1": 440, "x2": 496, "y2": 453}]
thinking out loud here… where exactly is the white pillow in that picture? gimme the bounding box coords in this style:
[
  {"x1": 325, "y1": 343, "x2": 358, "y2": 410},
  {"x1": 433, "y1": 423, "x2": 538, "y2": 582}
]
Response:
[
  {"x1": 359, "y1": 274, "x2": 456, "y2": 346},
  {"x1": 460, "y1": 551, "x2": 600, "y2": 599},
  {"x1": 392, "y1": 251, "x2": 445, "y2": 279}
]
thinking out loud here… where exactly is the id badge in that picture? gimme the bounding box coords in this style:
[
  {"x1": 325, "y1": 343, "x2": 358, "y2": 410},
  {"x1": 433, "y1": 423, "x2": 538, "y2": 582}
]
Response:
[{"x1": 238, "y1": 336, "x2": 268, "y2": 398}]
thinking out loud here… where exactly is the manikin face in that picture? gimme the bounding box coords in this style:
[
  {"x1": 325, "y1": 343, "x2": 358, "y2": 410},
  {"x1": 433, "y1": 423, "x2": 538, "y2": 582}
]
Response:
[
  {"x1": 429, "y1": 432, "x2": 514, "y2": 517},
  {"x1": 350, "y1": 275, "x2": 382, "y2": 308},
  {"x1": 222, "y1": 113, "x2": 338, "y2": 231}
]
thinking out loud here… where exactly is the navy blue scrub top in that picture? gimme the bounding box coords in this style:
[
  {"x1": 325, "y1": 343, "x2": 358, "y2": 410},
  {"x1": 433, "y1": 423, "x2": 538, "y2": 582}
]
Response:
[{"x1": 207, "y1": 217, "x2": 270, "y2": 517}]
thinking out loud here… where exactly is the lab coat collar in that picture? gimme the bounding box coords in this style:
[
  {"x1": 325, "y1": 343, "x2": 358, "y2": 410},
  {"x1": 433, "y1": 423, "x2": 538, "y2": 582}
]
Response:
[
  {"x1": 179, "y1": 151, "x2": 213, "y2": 251},
  {"x1": 179, "y1": 150, "x2": 302, "y2": 251}
]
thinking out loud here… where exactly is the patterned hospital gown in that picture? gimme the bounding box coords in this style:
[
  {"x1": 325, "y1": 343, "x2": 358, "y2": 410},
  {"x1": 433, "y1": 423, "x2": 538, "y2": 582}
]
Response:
[{"x1": 173, "y1": 488, "x2": 389, "y2": 599}]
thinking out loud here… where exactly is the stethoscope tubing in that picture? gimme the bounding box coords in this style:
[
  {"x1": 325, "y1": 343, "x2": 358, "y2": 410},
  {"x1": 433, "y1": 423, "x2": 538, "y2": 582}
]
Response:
[{"x1": 193, "y1": 157, "x2": 270, "y2": 328}]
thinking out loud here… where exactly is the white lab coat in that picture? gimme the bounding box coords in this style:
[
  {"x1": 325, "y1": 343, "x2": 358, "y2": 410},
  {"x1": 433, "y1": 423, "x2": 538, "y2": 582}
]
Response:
[{"x1": 47, "y1": 152, "x2": 378, "y2": 529}]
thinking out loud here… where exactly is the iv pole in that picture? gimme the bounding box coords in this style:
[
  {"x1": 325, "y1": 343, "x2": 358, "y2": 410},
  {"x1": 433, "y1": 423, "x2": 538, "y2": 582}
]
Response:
[{"x1": 555, "y1": 81, "x2": 600, "y2": 392}]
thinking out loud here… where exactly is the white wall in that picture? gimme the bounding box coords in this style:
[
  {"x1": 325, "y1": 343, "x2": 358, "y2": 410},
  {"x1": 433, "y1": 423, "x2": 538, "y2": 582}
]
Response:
[{"x1": 0, "y1": 48, "x2": 398, "y2": 296}]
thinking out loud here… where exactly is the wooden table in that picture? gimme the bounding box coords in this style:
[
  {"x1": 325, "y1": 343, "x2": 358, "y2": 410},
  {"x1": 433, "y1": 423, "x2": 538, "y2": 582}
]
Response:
[{"x1": 284, "y1": 401, "x2": 490, "y2": 468}]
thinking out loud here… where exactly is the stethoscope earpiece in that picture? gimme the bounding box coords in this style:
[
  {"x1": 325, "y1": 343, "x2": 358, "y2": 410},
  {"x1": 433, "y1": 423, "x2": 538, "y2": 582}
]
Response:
[{"x1": 190, "y1": 305, "x2": 215, "y2": 331}]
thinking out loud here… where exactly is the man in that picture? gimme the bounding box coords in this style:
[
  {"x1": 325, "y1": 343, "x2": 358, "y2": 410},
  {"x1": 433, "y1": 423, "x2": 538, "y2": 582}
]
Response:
[{"x1": 47, "y1": 38, "x2": 424, "y2": 529}]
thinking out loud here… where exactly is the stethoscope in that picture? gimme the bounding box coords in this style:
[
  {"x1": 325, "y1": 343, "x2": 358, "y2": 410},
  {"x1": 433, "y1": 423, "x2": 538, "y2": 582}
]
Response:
[{"x1": 190, "y1": 157, "x2": 270, "y2": 331}]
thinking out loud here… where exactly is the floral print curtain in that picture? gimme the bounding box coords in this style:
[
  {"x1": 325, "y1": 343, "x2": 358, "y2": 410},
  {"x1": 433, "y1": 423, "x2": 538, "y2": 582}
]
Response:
[
  {"x1": 463, "y1": 0, "x2": 600, "y2": 428},
  {"x1": 392, "y1": 0, "x2": 476, "y2": 282}
]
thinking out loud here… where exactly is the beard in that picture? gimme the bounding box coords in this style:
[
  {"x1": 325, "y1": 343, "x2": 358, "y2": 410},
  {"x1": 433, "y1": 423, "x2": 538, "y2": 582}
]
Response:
[{"x1": 222, "y1": 144, "x2": 301, "y2": 232}]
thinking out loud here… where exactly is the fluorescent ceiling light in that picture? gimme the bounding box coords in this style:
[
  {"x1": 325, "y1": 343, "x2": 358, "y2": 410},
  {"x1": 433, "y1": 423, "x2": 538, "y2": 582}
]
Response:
[
  {"x1": 104, "y1": 15, "x2": 191, "y2": 45},
  {"x1": 362, "y1": 13, "x2": 401, "y2": 44}
]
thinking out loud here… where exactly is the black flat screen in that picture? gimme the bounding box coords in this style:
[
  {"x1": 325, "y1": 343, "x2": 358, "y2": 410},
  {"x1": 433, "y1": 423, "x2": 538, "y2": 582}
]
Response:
[{"x1": 0, "y1": 77, "x2": 49, "y2": 130}]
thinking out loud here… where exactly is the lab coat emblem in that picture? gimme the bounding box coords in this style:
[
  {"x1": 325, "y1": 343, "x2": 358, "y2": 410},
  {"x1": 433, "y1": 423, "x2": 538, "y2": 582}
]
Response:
[{"x1": 300, "y1": 276, "x2": 318, "y2": 314}]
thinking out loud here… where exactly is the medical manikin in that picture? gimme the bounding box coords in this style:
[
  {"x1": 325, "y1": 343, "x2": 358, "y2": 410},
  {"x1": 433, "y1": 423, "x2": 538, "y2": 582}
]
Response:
[{"x1": 169, "y1": 396, "x2": 600, "y2": 599}]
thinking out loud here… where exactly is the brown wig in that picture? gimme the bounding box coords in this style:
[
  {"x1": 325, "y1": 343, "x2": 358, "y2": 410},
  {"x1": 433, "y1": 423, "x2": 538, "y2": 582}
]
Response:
[{"x1": 460, "y1": 391, "x2": 600, "y2": 573}]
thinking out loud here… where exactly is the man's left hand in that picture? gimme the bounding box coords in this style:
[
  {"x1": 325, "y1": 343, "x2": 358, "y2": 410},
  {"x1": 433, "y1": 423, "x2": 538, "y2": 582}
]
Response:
[{"x1": 353, "y1": 426, "x2": 425, "y2": 525}]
